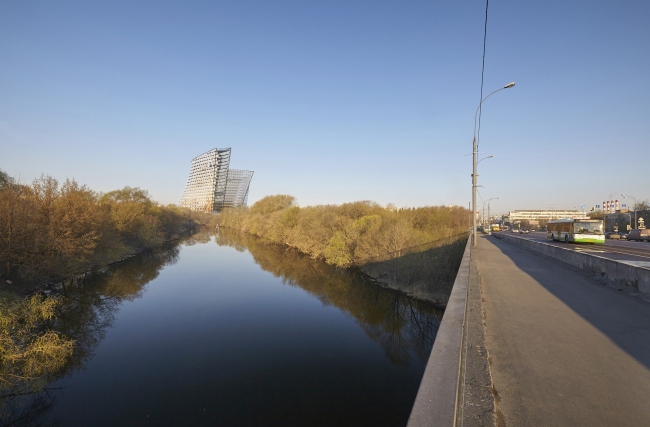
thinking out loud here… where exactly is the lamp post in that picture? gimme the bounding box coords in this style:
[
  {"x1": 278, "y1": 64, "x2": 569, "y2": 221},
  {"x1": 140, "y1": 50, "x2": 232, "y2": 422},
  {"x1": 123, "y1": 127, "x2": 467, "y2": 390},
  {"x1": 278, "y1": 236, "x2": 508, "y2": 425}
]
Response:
[
  {"x1": 472, "y1": 82, "x2": 515, "y2": 246},
  {"x1": 477, "y1": 155, "x2": 494, "y2": 227},
  {"x1": 621, "y1": 194, "x2": 637, "y2": 229},
  {"x1": 483, "y1": 197, "x2": 498, "y2": 230},
  {"x1": 488, "y1": 198, "x2": 498, "y2": 231}
]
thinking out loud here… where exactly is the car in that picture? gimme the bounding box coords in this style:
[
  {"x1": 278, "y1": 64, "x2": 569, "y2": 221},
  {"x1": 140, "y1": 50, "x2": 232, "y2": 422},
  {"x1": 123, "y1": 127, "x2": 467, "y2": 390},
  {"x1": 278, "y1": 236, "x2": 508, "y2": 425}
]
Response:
[
  {"x1": 605, "y1": 232, "x2": 621, "y2": 240},
  {"x1": 618, "y1": 232, "x2": 628, "y2": 240},
  {"x1": 520, "y1": 229, "x2": 530, "y2": 234},
  {"x1": 626, "y1": 229, "x2": 650, "y2": 242}
]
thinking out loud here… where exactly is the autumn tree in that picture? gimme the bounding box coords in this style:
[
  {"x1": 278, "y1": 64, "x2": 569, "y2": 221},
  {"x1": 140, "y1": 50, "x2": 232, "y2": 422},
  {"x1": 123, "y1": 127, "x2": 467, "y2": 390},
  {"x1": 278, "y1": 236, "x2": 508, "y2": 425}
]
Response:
[
  {"x1": 249, "y1": 195, "x2": 296, "y2": 215},
  {"x1": 217, "y1": 195, "x2": 469, "y2": 268},
  {"x1": 0, "y1": 169, "x2": 12, "y2": 188}
]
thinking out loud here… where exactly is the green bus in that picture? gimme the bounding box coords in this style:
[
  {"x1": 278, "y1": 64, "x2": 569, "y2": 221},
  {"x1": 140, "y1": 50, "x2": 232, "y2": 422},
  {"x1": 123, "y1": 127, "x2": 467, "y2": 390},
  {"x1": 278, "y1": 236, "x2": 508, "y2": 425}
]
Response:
[{"x1": 547, "y1": 219, "x2": 604, "y2": 244}]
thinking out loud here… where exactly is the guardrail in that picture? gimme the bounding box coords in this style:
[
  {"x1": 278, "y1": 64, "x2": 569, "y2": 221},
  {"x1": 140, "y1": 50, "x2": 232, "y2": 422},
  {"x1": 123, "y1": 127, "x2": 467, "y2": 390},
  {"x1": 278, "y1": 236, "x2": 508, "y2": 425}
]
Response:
[{"x1": 407, "y1": 234, "x2": 472, "y2": 426}]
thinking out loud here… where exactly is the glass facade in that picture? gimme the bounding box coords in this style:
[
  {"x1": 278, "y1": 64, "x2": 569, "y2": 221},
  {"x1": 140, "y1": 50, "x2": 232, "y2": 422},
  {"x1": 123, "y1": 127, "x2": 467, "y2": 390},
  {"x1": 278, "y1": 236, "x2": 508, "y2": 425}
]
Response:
[
  {"x1": 224, "y1": 169, "x2": 254, "y2": 208},
  {"x1": 179, "y1": 148, "x2": 253, "y2": 212}
]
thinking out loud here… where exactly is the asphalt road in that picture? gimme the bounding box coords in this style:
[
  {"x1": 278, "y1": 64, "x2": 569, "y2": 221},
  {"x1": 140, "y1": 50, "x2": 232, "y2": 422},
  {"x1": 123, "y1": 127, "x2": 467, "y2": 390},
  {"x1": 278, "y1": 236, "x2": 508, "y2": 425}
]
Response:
[
  {"x1": 497, "y1": 231, "x2": 650, "y2": 265},
  {"x1": 476, "y1": 234, "x2": 650, "y2": 426}
]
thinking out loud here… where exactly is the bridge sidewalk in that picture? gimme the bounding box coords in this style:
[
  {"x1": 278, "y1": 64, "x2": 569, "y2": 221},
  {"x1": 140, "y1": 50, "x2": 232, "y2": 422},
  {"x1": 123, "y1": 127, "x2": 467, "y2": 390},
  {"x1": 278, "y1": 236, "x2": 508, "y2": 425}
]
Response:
[{"x1": 475, "y1": 235, "x2": 650, "y2": 426}]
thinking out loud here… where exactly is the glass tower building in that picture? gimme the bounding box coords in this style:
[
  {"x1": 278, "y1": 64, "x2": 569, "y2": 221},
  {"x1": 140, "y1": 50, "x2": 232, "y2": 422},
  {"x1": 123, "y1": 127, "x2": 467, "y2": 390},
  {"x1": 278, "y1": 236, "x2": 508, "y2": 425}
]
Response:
[
  {"x1": 179, "y1": 148, "x2": 253, "y2": 212},
  {"x1": 224, "y1": 169, "x2": 254, "y2": 208}
]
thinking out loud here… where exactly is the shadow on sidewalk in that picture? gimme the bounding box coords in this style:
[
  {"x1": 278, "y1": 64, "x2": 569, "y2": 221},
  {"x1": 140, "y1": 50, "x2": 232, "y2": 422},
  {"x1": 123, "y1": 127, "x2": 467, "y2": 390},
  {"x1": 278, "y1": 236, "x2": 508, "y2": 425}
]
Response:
[{"x1": 480, "y1": 234, "x2": 650, "y2": 371}]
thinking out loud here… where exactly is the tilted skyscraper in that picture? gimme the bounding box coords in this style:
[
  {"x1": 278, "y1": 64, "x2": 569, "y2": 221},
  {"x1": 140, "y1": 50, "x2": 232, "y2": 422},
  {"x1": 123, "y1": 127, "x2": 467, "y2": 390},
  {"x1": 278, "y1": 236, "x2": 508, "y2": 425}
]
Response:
[
  {"x1": 179, "y1": 148, "x2": 254, "y2": 212},
  {"x1": 224, "y1": 169, "x2": 254, "y2": 208}
]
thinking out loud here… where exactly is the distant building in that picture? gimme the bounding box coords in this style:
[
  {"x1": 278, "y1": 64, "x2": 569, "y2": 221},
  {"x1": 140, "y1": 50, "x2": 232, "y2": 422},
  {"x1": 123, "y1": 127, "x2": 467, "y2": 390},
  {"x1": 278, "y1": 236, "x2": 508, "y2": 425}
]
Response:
[
  {"x1": 507, "y1": 210, "x2": 585, "y2": 223},
  {"x1": 179, "y1": 148, "x2": 254, "y2": 212},
  {"x1": 224, "y1": 169, "x2": 254, "y2": 208}
]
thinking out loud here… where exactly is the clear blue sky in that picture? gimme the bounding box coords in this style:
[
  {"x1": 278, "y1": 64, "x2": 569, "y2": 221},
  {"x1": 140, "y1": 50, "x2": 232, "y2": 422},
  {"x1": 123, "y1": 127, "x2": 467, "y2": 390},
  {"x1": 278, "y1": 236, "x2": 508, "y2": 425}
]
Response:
[{"x1": 1, "y1": 0, "x2": 648, "y2": 215}]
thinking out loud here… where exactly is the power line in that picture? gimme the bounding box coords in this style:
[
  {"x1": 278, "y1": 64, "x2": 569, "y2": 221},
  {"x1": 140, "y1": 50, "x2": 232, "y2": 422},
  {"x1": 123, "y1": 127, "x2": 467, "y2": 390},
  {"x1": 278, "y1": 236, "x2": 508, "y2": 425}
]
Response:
[{"x1": 477, "y1": 0, "x2": 489, "y2": 151}]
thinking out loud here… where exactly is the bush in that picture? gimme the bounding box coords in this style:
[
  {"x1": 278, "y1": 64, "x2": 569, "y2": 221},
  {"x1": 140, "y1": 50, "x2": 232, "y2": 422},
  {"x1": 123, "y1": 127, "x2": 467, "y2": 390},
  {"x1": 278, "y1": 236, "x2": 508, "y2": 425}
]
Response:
[
  {"x1": 214, "y1": 195, "x2": 471, "y2": 268},
  {"x1": 0, "y1": 169, "x2": 211, "y2": 288}
]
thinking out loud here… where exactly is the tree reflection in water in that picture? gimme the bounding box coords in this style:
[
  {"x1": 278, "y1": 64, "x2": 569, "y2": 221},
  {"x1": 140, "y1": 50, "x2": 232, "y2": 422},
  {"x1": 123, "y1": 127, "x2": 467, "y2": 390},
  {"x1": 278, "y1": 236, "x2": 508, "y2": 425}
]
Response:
[
  {"x1": 1, "y1": 240, "x2": 184, "y2": 426},
  {"x1": 214, "y1": 228, "x2": 443, "y2": 367},
  {"x1": 2, "y1": 228, "x2": 443, "y2": 425}
]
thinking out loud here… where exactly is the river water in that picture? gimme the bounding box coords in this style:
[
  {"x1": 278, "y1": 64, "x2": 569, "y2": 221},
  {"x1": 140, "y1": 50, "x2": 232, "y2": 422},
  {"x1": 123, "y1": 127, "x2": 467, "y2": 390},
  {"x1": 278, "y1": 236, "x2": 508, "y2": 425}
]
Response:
[{"x1": 7, "y1": 230, "x2": 443, "y2": 426}]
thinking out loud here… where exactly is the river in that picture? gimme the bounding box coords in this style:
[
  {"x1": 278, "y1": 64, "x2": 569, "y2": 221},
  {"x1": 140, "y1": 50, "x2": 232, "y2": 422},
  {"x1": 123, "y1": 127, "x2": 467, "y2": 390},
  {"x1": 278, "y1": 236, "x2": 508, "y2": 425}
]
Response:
[{"x1": 4, "y1": 229, "x2": 443, "y2": 426}]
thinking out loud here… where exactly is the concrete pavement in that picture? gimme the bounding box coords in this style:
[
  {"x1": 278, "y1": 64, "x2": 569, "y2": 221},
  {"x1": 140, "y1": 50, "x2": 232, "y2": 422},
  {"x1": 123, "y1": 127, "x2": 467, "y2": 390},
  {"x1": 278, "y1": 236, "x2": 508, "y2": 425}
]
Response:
[{"x1": 476, "y1": 235, "x2": 650, "y2": 426}]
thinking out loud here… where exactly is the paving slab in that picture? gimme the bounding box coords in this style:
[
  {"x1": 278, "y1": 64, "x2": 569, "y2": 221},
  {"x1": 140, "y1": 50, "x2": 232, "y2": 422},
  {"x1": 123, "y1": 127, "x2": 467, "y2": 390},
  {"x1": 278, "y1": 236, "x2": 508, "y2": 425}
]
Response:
[{"x1": 476, "y1": 235, "x2": 650, "y2": 426}]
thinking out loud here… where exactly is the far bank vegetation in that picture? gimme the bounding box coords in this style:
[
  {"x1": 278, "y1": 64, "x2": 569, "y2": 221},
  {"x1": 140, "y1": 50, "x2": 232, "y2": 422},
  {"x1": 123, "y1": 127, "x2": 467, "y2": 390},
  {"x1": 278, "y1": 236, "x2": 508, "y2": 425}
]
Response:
[
  {"x1": 213, "y1": 195, "x2": 470, "y2": 268},
  {"x1": 0, "y1": 170, "x2": 212, "y2": 291}
]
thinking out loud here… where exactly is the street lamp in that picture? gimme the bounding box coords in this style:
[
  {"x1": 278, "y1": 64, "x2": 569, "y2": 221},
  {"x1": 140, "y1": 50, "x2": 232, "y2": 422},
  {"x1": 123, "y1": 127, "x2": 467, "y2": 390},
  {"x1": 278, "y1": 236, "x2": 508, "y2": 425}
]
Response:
[
  {"x1": 622, "y1": 194, "x2": 637, "y2": 229},
  {"x1": 478, "y1": 155, "x2": 493, "y2": 164},
  {"x1": 477, "y1": 155, "x2": 494, "y2": 227},
  {"x1": 488, "y1": 198, "x2": 499, "y2": 231},
  {"x1": 472, "y1": 83, "x2": 515, "y2": 246},
  {"x1": 483, "y1": 197, "x2": 498, "y2": 229}
]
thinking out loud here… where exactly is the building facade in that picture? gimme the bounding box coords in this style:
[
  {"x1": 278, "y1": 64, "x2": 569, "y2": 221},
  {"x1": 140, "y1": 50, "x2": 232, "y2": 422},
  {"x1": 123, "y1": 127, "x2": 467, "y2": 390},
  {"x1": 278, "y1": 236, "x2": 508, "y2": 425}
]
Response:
[
  {"x1": 224, "y1": 169, "x2": 254, "y2": 208},
  {"x1": 507, "y1": 210, "x2": 586, "y2": 223},
  {"x1": 179, "y1": 148, "x2": 254, "y2": 212}
]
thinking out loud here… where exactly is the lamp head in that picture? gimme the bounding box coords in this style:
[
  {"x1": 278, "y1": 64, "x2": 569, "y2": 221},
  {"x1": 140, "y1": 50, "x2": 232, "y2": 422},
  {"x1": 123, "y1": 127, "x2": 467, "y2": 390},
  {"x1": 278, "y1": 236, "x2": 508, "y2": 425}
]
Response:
[{"x1": 504, "y1": 82, "x2": 515, "y2": 89}]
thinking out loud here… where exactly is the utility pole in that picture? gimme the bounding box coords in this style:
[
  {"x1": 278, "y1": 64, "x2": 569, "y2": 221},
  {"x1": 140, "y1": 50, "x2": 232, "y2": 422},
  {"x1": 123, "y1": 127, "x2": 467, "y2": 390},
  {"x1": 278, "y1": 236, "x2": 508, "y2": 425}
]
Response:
[{"x1": 471, "y1": 83, "x2": 515, "y2": 246}]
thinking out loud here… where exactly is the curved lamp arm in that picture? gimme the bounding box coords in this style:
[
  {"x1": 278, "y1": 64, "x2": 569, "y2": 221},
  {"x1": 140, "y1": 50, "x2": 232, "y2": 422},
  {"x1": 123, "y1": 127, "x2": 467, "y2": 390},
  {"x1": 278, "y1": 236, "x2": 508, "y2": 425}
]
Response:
[{"x1": 474, "y1": 83, "x2": 516, "y2": 143}]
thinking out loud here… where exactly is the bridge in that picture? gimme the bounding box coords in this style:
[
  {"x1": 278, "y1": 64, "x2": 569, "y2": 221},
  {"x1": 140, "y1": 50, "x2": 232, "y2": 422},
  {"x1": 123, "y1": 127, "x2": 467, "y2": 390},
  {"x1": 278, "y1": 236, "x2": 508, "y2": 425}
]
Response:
[{"x1": 408, "y1": 232, "x2": 650, "y2": 426}]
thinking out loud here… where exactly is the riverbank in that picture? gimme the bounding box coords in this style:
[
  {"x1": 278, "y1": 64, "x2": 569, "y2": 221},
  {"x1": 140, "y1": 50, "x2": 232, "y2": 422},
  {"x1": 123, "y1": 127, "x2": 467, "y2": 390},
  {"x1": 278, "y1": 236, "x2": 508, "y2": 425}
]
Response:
[
  {"x1": 357, "y1": 234, "x2": 468, "y2": 306},
  {"x1": 0, "y1": 226, "x2": 203, "y2": 300},
  {"x1": 217, "y1": 226, "x2": 467, "y2": 306},
  {"x1": 0, "y1": 175, "x2": 216, "y2": 297},
  {"x1": 213, "y1": 196, "x2": 470, "y2": 269}
]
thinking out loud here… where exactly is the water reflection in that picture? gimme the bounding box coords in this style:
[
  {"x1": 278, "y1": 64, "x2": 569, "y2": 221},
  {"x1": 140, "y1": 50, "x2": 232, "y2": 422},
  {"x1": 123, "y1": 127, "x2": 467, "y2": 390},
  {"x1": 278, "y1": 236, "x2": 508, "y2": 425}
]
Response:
[
  {"x1": 53, "y1": 244, "x2": 181, "y2": 374},
  {"x1": 2, "y1": 229, "x2": 442, "y2": 426},
  {"x1": 1, "y1": 242, "x2": 183, "y2": 426},
  {"x1": 214, "y1": 229, "x2": 442, "y2": 367}
]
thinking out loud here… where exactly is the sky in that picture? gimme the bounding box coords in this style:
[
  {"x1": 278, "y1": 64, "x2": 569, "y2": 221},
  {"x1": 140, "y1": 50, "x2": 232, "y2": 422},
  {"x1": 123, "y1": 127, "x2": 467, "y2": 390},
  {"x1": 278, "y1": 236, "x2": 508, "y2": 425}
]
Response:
[{"x1": 1, "y1": 0, "x2": 648, "y2": 216}]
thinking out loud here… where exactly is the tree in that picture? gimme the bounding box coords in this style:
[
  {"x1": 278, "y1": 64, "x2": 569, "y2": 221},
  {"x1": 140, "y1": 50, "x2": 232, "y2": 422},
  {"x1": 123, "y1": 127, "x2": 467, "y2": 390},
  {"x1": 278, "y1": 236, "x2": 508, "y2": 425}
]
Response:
[
  {"x1": 26, "y1": 177, "x2": 102, "y2": 281},
  {"x1": 99, "y1": 186, "x2": 152, "y2": 205},
  {"x1": 249, "y1": 195, "x2": 296, "y2": 215},
  {"x1": 636, "y1": 199, "x2": 650, "y2": 212},
  {"x1": 0, "y1": 180, "x2": 33, "y2": 279},
  {"x1": 0, "y1": 169, "x2": 12, "y2": 188}
]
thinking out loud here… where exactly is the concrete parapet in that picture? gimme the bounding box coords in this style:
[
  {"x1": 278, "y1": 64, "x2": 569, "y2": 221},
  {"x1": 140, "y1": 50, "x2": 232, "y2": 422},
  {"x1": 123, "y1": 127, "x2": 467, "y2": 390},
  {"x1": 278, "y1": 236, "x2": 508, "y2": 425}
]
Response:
[
  {"x1": 407, "y1": 235, "x2": 473, "y2": 426},
  {"x1": 493, "y1": 233, "x2": 650, "y2": 297}
]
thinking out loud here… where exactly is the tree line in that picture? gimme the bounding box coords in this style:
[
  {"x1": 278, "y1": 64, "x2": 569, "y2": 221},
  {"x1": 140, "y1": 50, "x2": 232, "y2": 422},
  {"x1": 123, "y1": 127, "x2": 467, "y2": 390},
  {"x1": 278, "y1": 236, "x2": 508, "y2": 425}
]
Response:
[
  {"x1": 212, "y1": 194, "x2": 471, "y2": 268},
  {"x1": 0, "y1": 169, "x2": 212, "y2": 289}
]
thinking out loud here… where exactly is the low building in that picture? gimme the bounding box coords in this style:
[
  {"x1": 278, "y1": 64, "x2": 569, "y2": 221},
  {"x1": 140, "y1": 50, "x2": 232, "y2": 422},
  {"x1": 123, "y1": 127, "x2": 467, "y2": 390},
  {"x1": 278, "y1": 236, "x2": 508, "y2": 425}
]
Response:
[{"x1": 507, "y1": 210, "x2": 585, "y2": 223}]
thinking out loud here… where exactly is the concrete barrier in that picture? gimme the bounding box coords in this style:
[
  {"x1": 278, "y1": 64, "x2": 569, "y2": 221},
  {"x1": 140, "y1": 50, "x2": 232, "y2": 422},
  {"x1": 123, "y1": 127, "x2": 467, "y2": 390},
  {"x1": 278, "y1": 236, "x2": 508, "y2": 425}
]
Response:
[
  {"x1": 494, "y1": 233, "x2": 650, "y2": 297},
  {"x1": 407, "y1": 235, "x2": 473, "y2": 427}
]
